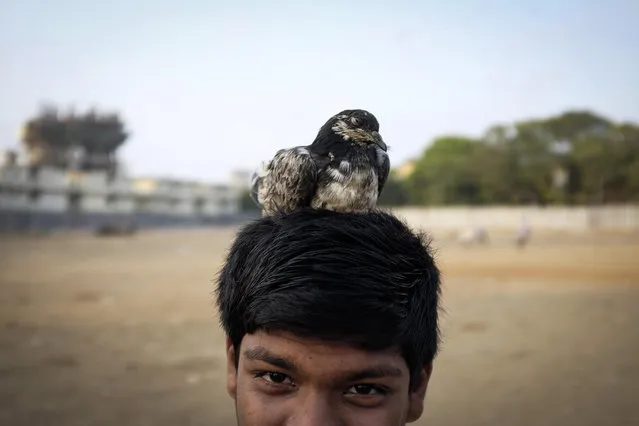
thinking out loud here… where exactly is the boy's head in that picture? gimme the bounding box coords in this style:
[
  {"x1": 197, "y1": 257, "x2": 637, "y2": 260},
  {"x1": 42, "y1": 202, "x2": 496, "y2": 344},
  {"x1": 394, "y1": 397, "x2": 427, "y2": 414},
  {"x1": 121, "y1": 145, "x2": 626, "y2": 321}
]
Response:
[{"x1": 216, "y1": 208, "x2": 441, "y2": 425}]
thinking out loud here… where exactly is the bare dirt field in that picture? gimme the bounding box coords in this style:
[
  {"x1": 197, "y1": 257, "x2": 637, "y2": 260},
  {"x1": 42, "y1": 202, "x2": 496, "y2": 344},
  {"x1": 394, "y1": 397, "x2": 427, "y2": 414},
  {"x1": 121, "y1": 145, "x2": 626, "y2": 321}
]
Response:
[{"x1": 1, "y1": 225, "x2": 638, "y2": 426}]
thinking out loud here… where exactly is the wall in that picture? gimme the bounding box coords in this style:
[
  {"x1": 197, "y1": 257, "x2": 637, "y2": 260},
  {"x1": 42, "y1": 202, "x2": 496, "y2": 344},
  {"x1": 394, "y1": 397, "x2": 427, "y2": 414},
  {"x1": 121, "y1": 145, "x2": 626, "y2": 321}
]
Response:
[
  {"x1": 35, "y1": 167, "x2": 68, "y2": 192},
  {"x1": 0, "y1": 165, "x2": 245, "y2": 232},
  {"x1": 390, "y1": 205, "x2": 639, "y2": 232},
  {"x1": 0, "y1": 166, "x2": 29, "y2": 188},
  {"x1": 78, "y1": 171, "x2": 109, "y2": 194},
  {"x1": 0, "y1": 189, "x2": 29, "y2": 210},
  {"x1": 109, "y1": 196, "x2": 135, "y2": 214},
  {"x1": 33, "y1": 193, "x2": 67, "y2": 212},
  {"x1": 81, "y1": 194, "x2": 109, "y2": 212}
]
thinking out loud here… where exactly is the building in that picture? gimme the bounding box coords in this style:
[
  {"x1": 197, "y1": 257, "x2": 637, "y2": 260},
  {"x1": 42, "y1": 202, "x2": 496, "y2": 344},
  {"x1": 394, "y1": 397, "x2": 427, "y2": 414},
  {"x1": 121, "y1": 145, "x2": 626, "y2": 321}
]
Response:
[
  {"x1": 0, "y1": 106, "x2": 253, "y2": 232},
  {"x1": 0, "y1": 149, "x2": 245, "y2": 232}
]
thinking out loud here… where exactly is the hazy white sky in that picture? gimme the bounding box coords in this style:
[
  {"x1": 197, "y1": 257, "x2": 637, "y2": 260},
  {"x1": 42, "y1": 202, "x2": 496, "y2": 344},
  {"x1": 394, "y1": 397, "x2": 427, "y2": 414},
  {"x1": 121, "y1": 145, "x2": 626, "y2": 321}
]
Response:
[{"x1": 1, "y1": 0, "x2": 638, "y2": 183}]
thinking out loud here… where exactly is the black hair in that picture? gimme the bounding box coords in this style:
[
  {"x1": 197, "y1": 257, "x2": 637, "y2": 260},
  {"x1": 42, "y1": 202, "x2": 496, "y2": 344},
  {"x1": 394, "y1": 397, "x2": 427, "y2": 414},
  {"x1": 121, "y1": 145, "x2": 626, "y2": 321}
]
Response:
[{"x1": 215, "y1": 208, "x2": 441, "y2": 383}]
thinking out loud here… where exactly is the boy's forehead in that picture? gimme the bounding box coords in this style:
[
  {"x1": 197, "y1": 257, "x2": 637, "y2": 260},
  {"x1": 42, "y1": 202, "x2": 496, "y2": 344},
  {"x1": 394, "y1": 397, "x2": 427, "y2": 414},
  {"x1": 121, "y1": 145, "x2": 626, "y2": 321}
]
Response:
[{"x1": 240, "y1": 331, "x2": 409, "y2": 379}]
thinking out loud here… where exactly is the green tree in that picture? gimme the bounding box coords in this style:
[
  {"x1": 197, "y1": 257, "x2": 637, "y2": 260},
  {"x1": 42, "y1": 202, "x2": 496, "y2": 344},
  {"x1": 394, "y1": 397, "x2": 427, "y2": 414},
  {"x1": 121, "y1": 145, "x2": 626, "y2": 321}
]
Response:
[
  {"x1": 571, "y1": 124, "x2": 639, "y2": 203},
  {"x1": 401, "y1": 109, "x2": 639, "y2": 206},
  {"x1": 406, "y1": 136, "x2": 485, "y2": 205},
  {"x1": 377, "y1": 171, "x2": 410, "y2": 206}
]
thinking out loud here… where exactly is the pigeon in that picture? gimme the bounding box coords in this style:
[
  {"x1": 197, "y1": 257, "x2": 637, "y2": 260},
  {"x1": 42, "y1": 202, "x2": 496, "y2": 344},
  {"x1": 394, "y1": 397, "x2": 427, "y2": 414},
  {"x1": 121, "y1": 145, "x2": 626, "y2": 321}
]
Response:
[{"x1": 250, "y1": 109, "x2": 390, "y2": 216}]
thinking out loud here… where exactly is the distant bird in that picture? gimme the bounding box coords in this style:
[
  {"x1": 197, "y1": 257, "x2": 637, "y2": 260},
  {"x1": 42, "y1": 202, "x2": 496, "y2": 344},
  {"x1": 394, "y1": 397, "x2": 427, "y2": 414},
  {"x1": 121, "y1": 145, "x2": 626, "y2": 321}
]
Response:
[
  {"x1": 458, "y1": 225, "x2": 489, "y2": 246},
  {"x1": 515, "y1": 218, "x2": 531, "y2": 248},
  {"x1": 250, "y1": 109, "x2": 390, "y2": 216}
]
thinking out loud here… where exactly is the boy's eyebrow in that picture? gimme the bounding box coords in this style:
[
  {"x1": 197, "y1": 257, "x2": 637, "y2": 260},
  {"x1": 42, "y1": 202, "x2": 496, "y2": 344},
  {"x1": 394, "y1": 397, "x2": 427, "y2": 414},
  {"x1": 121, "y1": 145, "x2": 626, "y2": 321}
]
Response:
[
  {"x1": 243, "y1": 346, "x2": 298, "y2": 372},
  {"x1": 243, "y1": 346, "x2": 404, "y2": 382},
  {"x1": 339, "y1": 365, "x2": 404, "y2": 383}
]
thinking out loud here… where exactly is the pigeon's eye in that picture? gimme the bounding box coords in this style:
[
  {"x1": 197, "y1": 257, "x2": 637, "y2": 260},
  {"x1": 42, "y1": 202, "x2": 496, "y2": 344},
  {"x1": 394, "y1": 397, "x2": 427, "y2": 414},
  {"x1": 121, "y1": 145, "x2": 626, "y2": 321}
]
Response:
[{"x1": 350, "y1": 117, "x2": 361, "y2": 126}]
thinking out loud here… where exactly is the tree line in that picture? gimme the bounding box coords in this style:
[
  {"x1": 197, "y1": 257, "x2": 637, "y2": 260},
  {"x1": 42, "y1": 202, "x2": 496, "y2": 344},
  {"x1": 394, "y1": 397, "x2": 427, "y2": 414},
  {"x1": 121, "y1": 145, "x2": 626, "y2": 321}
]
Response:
[{"x1": 379, "y1": 110, "x2": 639, "y2": 206}]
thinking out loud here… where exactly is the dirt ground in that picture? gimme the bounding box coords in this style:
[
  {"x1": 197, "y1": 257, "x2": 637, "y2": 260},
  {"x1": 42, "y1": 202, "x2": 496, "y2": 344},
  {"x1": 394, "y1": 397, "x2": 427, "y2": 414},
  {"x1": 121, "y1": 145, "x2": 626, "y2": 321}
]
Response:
[{"x1": 1, "y1": 225, "x2": 638, "y2": 426}]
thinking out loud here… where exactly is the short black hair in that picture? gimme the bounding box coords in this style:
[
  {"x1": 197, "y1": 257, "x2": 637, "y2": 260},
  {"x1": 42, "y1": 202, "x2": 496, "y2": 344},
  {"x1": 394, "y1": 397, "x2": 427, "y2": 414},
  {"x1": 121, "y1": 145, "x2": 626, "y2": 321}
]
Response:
[{"x1": 215, "y1": 208, "x2": 441, "y2": 382}]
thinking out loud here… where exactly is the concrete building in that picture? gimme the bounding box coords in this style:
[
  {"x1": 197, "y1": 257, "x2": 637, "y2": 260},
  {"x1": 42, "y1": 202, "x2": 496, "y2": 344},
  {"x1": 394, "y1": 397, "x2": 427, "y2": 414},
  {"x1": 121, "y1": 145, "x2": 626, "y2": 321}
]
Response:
[
  {"x1": 0, "y1": 107, "x2": 259, "y2": 232},
  {"x1": 0, "y1": 150, "x2": 246, "y2": 232}
]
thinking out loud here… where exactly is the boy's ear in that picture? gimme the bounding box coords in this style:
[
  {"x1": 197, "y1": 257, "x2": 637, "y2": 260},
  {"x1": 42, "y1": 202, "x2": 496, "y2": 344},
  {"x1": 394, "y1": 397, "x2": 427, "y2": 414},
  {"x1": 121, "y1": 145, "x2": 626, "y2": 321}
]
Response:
[
  {"x1": 225, "y1": 337, "x2": 237, "y2": 399},
  {"x1": 406, "y1": 363, "x2": 433, "y2": 422}
]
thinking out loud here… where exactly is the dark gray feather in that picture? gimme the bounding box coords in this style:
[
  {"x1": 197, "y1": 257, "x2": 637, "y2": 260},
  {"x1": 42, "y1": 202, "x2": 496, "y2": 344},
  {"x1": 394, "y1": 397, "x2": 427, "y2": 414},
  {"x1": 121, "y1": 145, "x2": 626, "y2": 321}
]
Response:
[{"x1": 376, "y1": 147, "x2": 391, "y2": 196}]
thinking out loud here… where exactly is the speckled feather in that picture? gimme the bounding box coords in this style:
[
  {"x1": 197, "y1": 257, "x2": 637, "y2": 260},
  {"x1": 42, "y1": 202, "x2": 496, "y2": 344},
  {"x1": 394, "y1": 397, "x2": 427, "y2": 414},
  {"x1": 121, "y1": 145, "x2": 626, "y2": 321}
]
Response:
[{"x1": 252, "y1": 147, "x2": 318, "y2": 216}]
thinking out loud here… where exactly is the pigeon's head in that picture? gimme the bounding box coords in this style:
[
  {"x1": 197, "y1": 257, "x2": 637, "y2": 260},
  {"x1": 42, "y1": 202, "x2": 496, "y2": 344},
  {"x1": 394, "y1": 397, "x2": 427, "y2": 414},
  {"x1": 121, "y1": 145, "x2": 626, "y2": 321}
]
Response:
[{"x1": 313, "y1": 109, "x2": 388, "y2": 152}]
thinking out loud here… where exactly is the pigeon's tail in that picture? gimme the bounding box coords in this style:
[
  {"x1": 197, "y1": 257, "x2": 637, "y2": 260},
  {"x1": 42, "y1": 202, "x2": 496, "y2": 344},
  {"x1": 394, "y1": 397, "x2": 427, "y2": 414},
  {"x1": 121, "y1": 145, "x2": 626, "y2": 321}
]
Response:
[
  {"x1": 249, "y1": 160, "x2": 270, "y2": 209},
  {"x1": 249, "y1": 171, "x2": 260, "y2": 207}
]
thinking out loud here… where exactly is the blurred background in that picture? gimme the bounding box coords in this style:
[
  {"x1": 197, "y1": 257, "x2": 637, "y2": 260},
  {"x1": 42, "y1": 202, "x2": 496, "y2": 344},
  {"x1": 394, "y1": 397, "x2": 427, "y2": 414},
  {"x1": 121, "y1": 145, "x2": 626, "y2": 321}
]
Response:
[{"x1": 1, "y1": 1, "x2": 638, "y2": 425}]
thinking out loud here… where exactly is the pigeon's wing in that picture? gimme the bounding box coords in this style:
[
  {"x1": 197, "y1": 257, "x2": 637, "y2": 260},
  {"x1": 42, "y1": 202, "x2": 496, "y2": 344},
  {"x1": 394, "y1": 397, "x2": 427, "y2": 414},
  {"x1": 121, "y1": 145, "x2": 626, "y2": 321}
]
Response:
[
  {"x1": 375, "y1": 147, "x2": 391, "y2": 196},
  {"x1": 258, "y1": 147, "x2": 318, "y2": 215},
  {"x1": 309, "y1": 150, "x2": 332, "y2": 170}
]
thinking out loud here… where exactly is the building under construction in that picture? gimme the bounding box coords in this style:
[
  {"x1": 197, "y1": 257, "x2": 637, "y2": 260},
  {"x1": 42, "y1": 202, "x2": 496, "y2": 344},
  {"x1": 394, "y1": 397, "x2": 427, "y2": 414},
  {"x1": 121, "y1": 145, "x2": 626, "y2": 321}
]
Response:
[
  {"x1": 0, "y1": 106, "x2": 249, "y2": 232},
  {"x1": 20, "y1": 105, "x2": 127, "y2": 173}
]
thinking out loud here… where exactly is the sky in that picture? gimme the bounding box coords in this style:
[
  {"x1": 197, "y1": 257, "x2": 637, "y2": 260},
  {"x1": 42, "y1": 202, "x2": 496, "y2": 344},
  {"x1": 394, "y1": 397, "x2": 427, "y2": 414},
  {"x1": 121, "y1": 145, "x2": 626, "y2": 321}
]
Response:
[{"x1": 1, "y1": 0, "x2": 638, "y2": 183}]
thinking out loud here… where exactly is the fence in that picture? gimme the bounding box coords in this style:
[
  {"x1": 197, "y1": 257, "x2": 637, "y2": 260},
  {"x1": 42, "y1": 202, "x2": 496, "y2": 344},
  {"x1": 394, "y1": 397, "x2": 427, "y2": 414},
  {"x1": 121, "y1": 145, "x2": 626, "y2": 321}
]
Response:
[
  {"x1": 0, "y1": 210, "x2": 260, "y2": 233},
  {"x1": 389, "y1": 205, "x2": 639, "y2": 232},
  {"x1": 3, "y1": 205, "x2": 638, "y2": 233}
]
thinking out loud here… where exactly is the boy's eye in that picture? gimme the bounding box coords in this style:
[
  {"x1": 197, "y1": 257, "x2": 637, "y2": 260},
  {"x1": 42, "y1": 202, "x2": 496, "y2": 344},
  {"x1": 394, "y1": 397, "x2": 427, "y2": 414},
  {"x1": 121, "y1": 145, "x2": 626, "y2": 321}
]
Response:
[
  {"x1": 256, "y1": 371, "x2": 294, "y2": 386},
  {"x1": 345, "y1": 384, "x2": 387, "y2": 396}
]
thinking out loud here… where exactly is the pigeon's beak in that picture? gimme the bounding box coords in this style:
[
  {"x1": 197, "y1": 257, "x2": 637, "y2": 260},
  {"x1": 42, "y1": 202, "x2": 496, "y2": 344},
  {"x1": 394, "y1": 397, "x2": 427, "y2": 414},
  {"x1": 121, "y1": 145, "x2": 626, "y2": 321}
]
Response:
[{"x1": 370, "y1": 131, "x2": 387, "y2": 151}]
